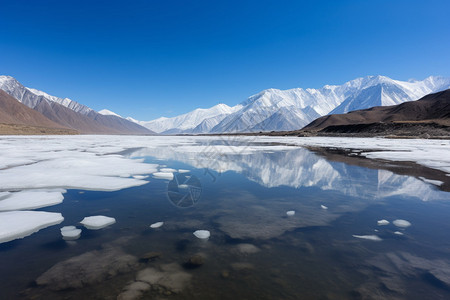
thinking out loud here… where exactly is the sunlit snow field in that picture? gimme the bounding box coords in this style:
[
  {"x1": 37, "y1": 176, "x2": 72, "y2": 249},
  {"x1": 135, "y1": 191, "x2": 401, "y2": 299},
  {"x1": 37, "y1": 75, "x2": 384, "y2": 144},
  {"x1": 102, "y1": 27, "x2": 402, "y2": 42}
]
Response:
[{"x1": 0, "y1": 135, "x2": 449, "y2": 299}]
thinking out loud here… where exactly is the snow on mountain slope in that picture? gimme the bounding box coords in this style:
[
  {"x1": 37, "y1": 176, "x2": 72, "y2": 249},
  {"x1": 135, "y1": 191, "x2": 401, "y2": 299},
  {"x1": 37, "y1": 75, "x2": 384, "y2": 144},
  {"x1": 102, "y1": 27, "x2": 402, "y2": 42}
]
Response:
[
  {"x1": 135, "y1": 103, "x2": 242, "y2": 133},
  {"x1": 26, "y1": 87, "x2": 93, "y2": 115},
  {"x1": 99, "y1": 109, "x2": 122, "y2": 118},
  {"x1": 329, "y1": 76, "x2": 450, "y2": 115},
  {"x1": 0, "y1": 76, "x2": 153, "y2": 134},
  {"x1": 0, "y1": 76, "x2": 93, "y2": 115}
]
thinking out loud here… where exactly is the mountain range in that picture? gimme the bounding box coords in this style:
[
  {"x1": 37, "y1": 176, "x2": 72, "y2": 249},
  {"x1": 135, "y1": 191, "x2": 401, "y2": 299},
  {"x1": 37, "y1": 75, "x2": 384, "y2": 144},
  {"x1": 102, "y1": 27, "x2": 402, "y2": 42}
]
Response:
[
  {"x1": 1, "y1": 75, "x2": 449, "y2": 135},
  {"x1": 128, "y1": 75, "x2": 450, "y2": 134},
  {"x1": 0, "y1": 76, "x2": 153, "y2": 135}
]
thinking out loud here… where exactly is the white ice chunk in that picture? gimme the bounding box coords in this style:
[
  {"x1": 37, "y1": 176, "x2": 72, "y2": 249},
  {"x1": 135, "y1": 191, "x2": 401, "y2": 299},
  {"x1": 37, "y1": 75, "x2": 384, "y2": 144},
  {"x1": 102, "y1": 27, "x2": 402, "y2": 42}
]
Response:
[
  {"x1": 320, "y1": 205, "x2": 328, "y2": 210},
  {"x1": 393, "y1": 219, "x2": 411, "y2": 228},
  {"x1": 150, "y1": 222, "x2": 164, "y2": 228},
  {"x1": 152, "y1": 172, "x2": 174, "y2": 180},
  {"x1": 394, "y1": 231, "x2": 404, "y2": 236},
  {"x1": 60, "y1": 227, "x2": 82, "y2": 240},
  {"x1": 193, "y1": 230, "x2": 210, "y2": 240},
  {"x1": 60, "y1": 226, "x2": 76, "y2": 232},
  {"x1": 0, "y1": 211, "x2": 64, "y2": 243},
  {"x1": 160, "y1": 168, "x2": 177, "y2": 173},
  {"x1": 133, "y1": 175, "x2": 149, "y2": 180},
  {"x1": 286, "y1": 210, "x2": 295, "y2": 216},
  {"x1": 178, "y1": 169, "x2": 190, "y2": 173},
  {"x1": 0, "y1": 190, "x2": 64, "y2": 211},
  {"x1": 80, "y1": 216, "x2": 116, "y2": 230},
  {"x1": 352, "y1": 235, "x2": 382, "y2": 241},
  {"x1": 377, "y1": 219, "x2": 390, "y2": 226}
]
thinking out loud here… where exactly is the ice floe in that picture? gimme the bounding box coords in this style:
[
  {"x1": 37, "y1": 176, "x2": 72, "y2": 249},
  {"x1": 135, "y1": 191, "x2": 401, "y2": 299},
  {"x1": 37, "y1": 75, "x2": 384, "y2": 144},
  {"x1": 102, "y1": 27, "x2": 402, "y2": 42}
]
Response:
[
  {"x1": 320, "y1": 205, "x2": 328, "y2": 210},
  {"x1": 80, "y1": 216, "x2": 116, "y2": 230},
  {"x1": 159, "y1": 168, "x2": 177, "y2": 173},
  {"x1": 178, "y1": 169, "x2": 190, "y2": 173},
  {"x1": 0, "y1": 211, "x2": 64, "y2": 243},
  {"x1": 132, "y1": 175, "x2": 149, "y2": 180},
  {"x1": 377, "y1": 219, "x2": 390, "y2": 226},
  {"x1": 152, "y1": 172, "x2": 174, "y2": 180},
  {"x1": 150, "y1": 222, "x2": 164, "y2": 228},
  {"x1": 393, "y1": 219, "x2": 411, "y2": 228},
  {"x1": 394, "y1": 231, "x2": 404, "y2": 236},
  {"x1": 193, "y1": 230, "x2": 210, "y2": 240},
  {"x1": 352, "y1": 235, "x2": 382, "y2": 241},
  {"x1": 0, "y1": 190, "x2": 64, "y2": 211},
  {"x1": 286, "y1": 210, "x2": 295, "y2": 216},
  {"x1": 60, "y1": 226, "x2": 81, "y2": 240}
]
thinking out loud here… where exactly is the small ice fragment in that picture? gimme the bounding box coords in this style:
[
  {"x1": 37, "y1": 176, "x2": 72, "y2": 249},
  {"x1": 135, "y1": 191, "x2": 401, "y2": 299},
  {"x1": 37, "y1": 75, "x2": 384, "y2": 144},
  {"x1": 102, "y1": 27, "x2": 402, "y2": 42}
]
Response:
[
  {"x1": 152, "y1": 172, "x2": 174, "y2": 180},
  {"x1": 178, "y1": 169, "x2": 190, "y2": 173},
  {"x1": 286, "y1": 210, "x2": 295, "y2": 216},
  {"x1": 150, "y1": 222, "x2": 164, "y2": 228},
  {"x1": 178, "y1": 184, "x2": 189, "y2": 189},
  {"x1": 352, "y1": 235, "x2": 382, "y2": 241},
  {"x1": 393, "y1": 219, "x2": 411, "y2": 228},
  {"x1": 60, "y1": 226, "x2": 77, "y2": 232},
  {"x1": 321, "y1": 205, "x2": 328, "y2": 210},
  {"x1": 160, "y1": 168, "x2": 177, "y2": 173},
  {"x1": 394, "y1": 231, "x2": 404, "y2": 236},
  {"x1": 133, "y1": 175, "x2": 149, "y2": 180},
  {"x1": 374, "y1": 229, "x2": 379, "y2": 232},
  {"x1": 61, "y1": 227, "x2": 82, "y2": 240},
  {"x1": 193, "y1": 230, "x2": 210, "y2": 240},
  {"x1": 80, "y1": 216, "x2": 116, "y2": 230},
  {"x1": 377, "y1": 219, "x2": 389, "y2": 226}
]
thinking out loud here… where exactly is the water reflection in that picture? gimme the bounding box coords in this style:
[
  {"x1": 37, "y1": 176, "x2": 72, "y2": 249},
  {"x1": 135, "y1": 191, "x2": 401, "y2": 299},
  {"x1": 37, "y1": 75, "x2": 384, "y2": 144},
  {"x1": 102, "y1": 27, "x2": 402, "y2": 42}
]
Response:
[{"x1": 129, "y1": 145, "x2": 446, "y2": 202}]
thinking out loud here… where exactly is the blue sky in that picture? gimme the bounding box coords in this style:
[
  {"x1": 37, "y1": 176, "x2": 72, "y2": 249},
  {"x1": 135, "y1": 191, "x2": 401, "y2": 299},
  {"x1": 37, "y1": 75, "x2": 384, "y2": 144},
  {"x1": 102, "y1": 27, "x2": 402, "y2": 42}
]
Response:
[{"x1": 1, "y1": 0, "x2": 449, "y2": 120}]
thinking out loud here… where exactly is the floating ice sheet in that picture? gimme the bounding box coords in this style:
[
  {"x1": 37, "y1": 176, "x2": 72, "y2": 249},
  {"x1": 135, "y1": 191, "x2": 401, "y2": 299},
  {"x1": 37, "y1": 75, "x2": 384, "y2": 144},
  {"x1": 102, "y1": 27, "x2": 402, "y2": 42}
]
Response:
[
  {"x1": 152, "y1": 172, "x2": 174, "y2": 180},
  {"x1": 0, "y1": 211, "x2": 64, "y2": 243},
  {"x1": 193, "y1": 230, "x2": 210, "y2": 240},
  {"x1": 352, "y1": 235, "x2": 382, "y2": 241},
  {"x1": 393, "y1": 219, "x2": 411, "y2": 228},
  {"x1": 377, "y1": 219, "x2": 389, "y2": 226},
  {"x1": 286, "y1": 210, "x2": 295, "y2": 216},
  {"x1": 60, "y1": 226, "x2": 82, "y2": 240},
  {"x1": 159, "y1": 168, "x2": 177, "y2": 173},
  {"x1": 320, "y1": 205, "x2": 328, "y2": 210},
  {"x1": 80, "y1": 216, "x2": 116, "y2": 230},
  {"x1": 150, "y1": 222, "x2": 164, "y2": 228},
  {"x1": 0, "y1": 190, "x2": 64, "y2": 211}
]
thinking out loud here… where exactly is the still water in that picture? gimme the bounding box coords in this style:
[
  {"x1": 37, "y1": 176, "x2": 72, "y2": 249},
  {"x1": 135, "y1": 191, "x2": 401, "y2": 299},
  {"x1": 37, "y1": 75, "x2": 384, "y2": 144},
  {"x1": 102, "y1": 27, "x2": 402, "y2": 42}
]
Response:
[{"x1": 1, "y1": 137, "x2": 450, "y2": 299}]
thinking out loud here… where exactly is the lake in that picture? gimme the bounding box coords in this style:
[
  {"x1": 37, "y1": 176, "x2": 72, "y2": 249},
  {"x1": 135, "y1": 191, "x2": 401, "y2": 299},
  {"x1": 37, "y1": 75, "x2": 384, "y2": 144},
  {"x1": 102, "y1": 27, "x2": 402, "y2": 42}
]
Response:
[{"x1": 0, "y1": 135, "x2": 449, "y2": 299}]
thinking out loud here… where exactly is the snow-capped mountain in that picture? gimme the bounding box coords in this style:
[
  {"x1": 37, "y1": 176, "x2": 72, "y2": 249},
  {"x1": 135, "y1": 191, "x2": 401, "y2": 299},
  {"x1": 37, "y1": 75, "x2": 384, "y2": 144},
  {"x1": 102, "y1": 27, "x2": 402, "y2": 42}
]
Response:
[
  {"x1": 133, "y1": 75, "x2": 450, "y2": 134},
  {"x1": 329, "y1": 75, "x2": 450, "y2": 114},
  {"x1": 0, "y1": 76, "x2": 152, "y2": 134},
  {"x1": 99, "y1": 109, "x2": 122, "y2": 118},
  {"x1": 132, "y1": 103, "x2": 243, "y2": 134}
]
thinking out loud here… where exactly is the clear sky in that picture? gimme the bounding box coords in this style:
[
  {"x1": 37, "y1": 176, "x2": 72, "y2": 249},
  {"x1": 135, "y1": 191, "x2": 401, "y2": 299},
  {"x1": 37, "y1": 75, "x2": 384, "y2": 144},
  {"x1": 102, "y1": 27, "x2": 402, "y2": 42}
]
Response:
[{"x1": 1, "y1": 0, "x2": 449, "y2": 120}]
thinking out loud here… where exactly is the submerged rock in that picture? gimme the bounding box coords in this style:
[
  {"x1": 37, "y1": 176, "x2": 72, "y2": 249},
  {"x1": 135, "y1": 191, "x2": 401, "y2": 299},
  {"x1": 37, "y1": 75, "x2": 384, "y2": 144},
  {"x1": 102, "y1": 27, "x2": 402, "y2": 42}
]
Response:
[
  {"x1": 184, "y1": 254, "x2": 205, "y2": 268},
  {"x1": 236, "y1": 243, "x2": 261, "y2": 255},
  {"x1": 36, "y1": 245, "x2": 138, "y2": 290},
  {"x1": 140, "y1": 251, "x2": 162, "y2": 262},
  {"x1": 120, "y1": 262, "x2": 192, "y2": 297}
]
